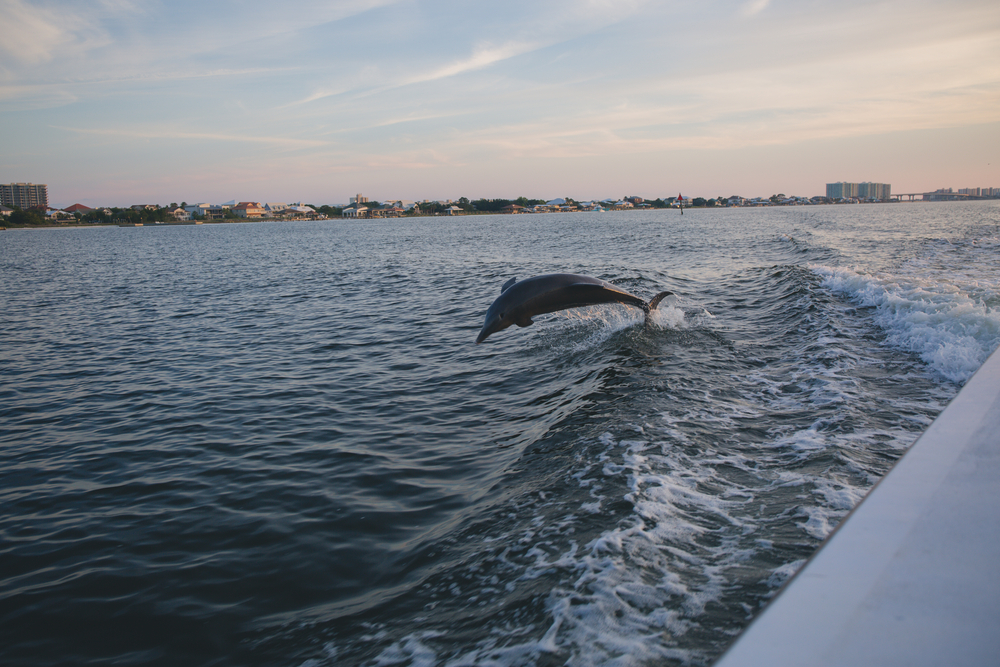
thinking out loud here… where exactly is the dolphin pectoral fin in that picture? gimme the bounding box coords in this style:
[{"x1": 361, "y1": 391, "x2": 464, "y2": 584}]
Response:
[
  {"x1": 515, "y1": 316, "x2": 534, "y2": 328},
  {"x1": 648, "y1": 291, "x2": 674, "y2": 310},
  {"x1": 501, "y1": 277, "x2": 517, "y2": 293}
]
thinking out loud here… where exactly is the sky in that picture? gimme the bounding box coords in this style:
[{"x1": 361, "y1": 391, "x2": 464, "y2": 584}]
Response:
[{"x1": 1, "y1": 0, "x2": 999, "y2": 207}]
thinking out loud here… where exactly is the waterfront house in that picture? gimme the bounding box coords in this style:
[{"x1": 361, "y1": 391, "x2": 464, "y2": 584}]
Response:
[
  {"x1": 206, "y1": 205, "x2": 231, "y2": 219},
  {"x1": 342, "y1": 206, "x2": 368, "y2": 218},
  {"x1": 183, "y1": 203, "x2": 231, "y2": 219},
  {"x1": 502, "y1": 204, "x2": 524, "y2": 214},
  {"x1": 233, "y1": 202, "x2": 266, "y2": 218},
  {"x1": 282, "y1": 205, "x2": 319, "y2": 218},
  {"x1": 367, "y1": 206, "x2": 403, "y2": 218},
  {"x1": 184, "y1": 203, "x2": 212, "y2": 218}
]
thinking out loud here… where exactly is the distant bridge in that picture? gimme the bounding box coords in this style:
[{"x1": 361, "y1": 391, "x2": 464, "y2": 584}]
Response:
[{"x1": 891, "y1": 192, "x2": 984, "y2": 202}]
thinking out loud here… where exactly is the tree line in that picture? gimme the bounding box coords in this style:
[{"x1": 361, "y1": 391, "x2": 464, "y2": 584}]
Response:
[
  {"x1": 2, "y1": 205, "x2": 179, "y2": 226},
  {"x1": 2, "y1": 196, "x2": 739, "y2": 228}
]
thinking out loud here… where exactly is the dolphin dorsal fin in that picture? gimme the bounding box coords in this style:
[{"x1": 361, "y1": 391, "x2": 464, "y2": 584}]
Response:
[{"x1": 501, "y1": 277, "x2": 517, "y2": 293}]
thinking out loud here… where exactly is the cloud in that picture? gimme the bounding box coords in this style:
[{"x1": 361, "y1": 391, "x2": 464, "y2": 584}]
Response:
[
  {"x1": 285, "y1": 39, "x2": 545, "y2": 108},
  {"x1": 319, "y1": 110, "x2": 472, "y2": 136},
  {"x1": 366, "y1": 16, "x2": 1000, "y2": 163},
  {"x1": 741, "y1": 0, "x2": 770, "y2": 17},
  {"x1": 0, "y1": 0, "x2": 148, "y2": 66},
  {"x1": 54, "y1": 125, "x2": 331, "y2": 150},
  {"x1": 403, "y1": 40, "x2": 544, "y2": 86},
  {"x1": 0, "y1": 0, "x2": 400, "y2": 100},
  {"x1": 0, "y1": 65, "x2": 298, "y2": 113},
  {"x1": 0, "y1": 0, "x2": 82, "y2": 64},
  {"x1": 0, "y1": 85, "x2": 78, "y2": 111},
  {"x1": 287, "y1": 0, "x2": 658, "y2": 106}
]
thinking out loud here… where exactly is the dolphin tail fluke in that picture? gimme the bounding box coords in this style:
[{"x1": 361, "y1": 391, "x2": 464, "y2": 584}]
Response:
[
  {"x1": 648, "y1": 291, "x2": 673, "y2": 310},
  {"x1": 644, "y1": 291, "x2": 674, "y2": 326}
]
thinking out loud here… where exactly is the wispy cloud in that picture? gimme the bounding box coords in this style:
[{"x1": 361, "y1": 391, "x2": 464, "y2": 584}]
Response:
[
  {"x1": 287, "y1": 39, "x2": 550, "y2": 107},
  {"x1": 54, "y1": 125, "x2": 331, "y2": 150},
  {"x1": 318, "y1": 111, "x2": 472, "y2": 136},
  {"x1": 0, "y1": 65, "x2": 300, "y2": 113},
  {"x1": 403, "y1": 40, "x2": 544, "y2": 86},
  {"x1": 741, "y1": 0, "x2": 770, "y2": 17},
  {"x1": 0, "y1": 0, "x2": 110, "y2": 64},
  {"x1": 0, "y1": 85, "x2": 78, "y2": 111},
  {"x1": 384, "y1": 19, "x2": 1000, "y2": 161},
  {"x1": 287, "y1": 0, "x2": 656, "y2": 106}
]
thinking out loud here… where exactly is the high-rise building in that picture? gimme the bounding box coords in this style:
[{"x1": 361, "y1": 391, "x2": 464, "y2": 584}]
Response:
[
  {"x1": 0, "y1": 183, "x2": 48, "y2": 209},
  {"x1": 826, "y1": 182, "x2": 857, "y2": 199},
  {"x1": 826, "y1": 182, "x2": 890, "y2": 200},
  {"x1": 858, "y1": 182, "x2": 891, "y2": 200}
]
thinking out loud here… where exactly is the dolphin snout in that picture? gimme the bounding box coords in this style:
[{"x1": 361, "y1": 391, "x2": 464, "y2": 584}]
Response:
[
  {"x1": 475, "y1": 322, "x2": 496, "y2": 344},
  {"x1": 476, "y1": 313, "x2": 506, "y2": 344}
]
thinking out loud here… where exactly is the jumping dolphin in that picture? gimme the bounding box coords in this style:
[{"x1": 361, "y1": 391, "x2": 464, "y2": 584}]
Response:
[{"x1": 476, "y1": 273, "x2": 673, "y2": 344}]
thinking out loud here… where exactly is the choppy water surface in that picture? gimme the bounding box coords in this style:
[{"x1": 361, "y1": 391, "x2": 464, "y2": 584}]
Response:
[{"x1": 2, "y1": 202, "x2": 999, "y2": 666}]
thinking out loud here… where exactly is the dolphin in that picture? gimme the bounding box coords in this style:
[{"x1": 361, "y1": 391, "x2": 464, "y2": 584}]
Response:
[{"x1": 476, "y1": 273, "x2": 673, "y2": 343}]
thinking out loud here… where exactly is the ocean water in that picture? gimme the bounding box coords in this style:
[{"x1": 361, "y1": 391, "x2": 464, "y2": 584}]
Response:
[{"x1": 1, "y1": 202, "x2": 998, "y2": 666}]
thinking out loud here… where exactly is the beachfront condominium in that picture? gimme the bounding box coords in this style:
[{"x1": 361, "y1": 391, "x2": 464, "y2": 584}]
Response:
[
  {"x1": 826, "y1": 182, "x2": 858, "y2": 199},
  {"x1": 826, "y1": 182, "x2": 891, "y2": 200},
  {"x1": 1, "y1": 183, "x2": 48, "y2": 209},
  {"x1": 858, "y1": 182, "x2": 891, "y2": 200}
]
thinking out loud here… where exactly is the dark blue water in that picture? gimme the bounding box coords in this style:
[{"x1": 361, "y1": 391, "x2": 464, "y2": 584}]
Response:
[{"x1": 2, "y1": 203, "x2": 998, "y2": 666}]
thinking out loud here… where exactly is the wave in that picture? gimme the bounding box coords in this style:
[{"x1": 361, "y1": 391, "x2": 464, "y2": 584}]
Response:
[{"x1": 812, "y1": 236, "x2": 1000, "y2": 384}]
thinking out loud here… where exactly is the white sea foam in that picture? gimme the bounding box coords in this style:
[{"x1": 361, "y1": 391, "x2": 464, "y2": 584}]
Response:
[
  {"x1": 373, "y1": 632, "x2": 443, "y2": 667},
  {"x1": 647, "y1": 302, "x2": 688, "y2": 329},
  {"x1": 812, "y1": 232, "x2": 1000, "y2": 384},
  {"x1": 766, "y1": 559, "x2": 805, "y2": 589},
  {"x1": 528, "y1": 301, "x2": 690, "y2": 354},
  {"x1": 359, "y1": 425, "x2": 761, "y2": 667},
  {"x1": 519, "y1": 346, "x2": 945, "y2": 662},
  {"x1": 464, "y1": 432, "x2": 760, "y2": 666},
  {"x1": 562, "y1": 301, "x2": 690, "y2": 333}
]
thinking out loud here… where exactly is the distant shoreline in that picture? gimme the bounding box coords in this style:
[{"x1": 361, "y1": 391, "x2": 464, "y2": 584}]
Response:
[{"x1": 4, "y1": 198, "x2": 988, "y2": 230}]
